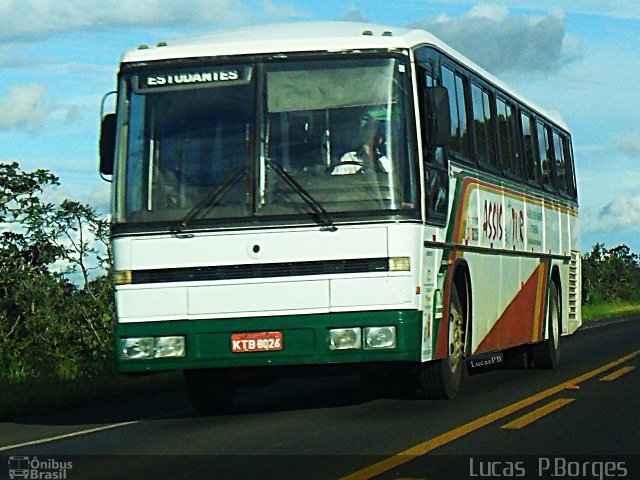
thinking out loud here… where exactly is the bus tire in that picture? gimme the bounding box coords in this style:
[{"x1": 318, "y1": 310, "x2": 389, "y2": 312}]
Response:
[
  {"x1": 416, "y1": 358, "x2": 462, "y2": 399},
  {"x1": 503, "y1": 346, "x2": 529, "y2": 370},
  {"x1": 530, "y1": 280, "x2": 561, "y2": 369},
  {"x1": 184, "y1": 368, "x2": 236, "y2": 415},
  {"x1": 416, "y1": 276, "x2": 467, "y2": 399}
]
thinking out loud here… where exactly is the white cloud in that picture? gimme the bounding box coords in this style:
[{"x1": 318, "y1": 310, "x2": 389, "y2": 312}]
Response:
[
  {"x1": 0, "y1": 1, "x2": 239, "y2": 39},
  {"x1": 410, "y1": 5, "x2": 582, "y2": 74},
  {"x1": 584, "y1": 194, "x2": 640, "y2": 233},
  {"x1": 613, "y1": 131, "x2": 640, "y2": 158},
  {"x1": 0, "y1": 84, "x2": 51, "y2": 131},
  {"x1": 0, "y1": 0, "x2": 306, "y2": 40},
  {"x1": 404, "y1": 0, "x2": 640, "y2": 20},
  {"x1": 85, "y1": 184, "x2": 111, "y2": 214},
  {"x1": 0, "y1": 84, "x2": 81, "y2": 132},
  {"x1": 466, "y1": 3, "x2": 509, "y2": 21}
]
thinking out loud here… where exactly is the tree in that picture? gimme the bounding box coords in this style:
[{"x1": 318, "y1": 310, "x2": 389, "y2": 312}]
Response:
[
  {"x1": 0, "y1": 162, "x2": 114, "y2": 381},
  {"x1": 582, "y1": 243, "x2": 640, "y2": 304}
]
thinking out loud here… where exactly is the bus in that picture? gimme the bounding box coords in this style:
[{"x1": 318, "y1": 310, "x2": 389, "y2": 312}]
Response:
[
  {"x1": 8, "y1": 457, "x2": 30, "y2": 479},
  {"x1": 99, "y1": 21, "x2": 581, "y2": 414}
]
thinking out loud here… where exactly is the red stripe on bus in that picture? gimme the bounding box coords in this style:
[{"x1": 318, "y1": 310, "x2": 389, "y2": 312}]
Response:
[{"x1": 475, "y1": 263, "x2": 548, "y2": 354}]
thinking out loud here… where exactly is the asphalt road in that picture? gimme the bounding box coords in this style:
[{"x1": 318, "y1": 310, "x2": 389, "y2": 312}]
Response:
[{"x1": 1, "y1": 318, "x2": 638, "y2": 480}]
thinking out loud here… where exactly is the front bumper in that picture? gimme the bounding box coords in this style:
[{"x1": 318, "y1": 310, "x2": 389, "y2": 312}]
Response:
[{"x1": 115, "y1": 310, "x2": 422, "y2": 373}]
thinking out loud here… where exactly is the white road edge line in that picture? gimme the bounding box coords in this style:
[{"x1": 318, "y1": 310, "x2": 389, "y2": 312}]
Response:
[
  {"x1": 0, "y1": 409, "x2": 192, "y2": 452},
  {"x1": 0, "y1": 421, "x2": 139, "y2": 452},
  {"x1": 579, "y1": 316, "x2": 638, "y2": 331}
]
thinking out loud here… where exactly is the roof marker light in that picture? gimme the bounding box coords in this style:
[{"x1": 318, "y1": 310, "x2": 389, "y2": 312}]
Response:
[
  {"x1": 382, "y1": 31, "x2": 393, "y2": 36},
  {"x1": 157, "y1": 41, "x2": 168, "y2": 47},
  {"x1": 137, "y1": 44, "x2": 150, "y2": 50},
  {"x1": 362, "y1": 30, "x2": 373, "y2": 36}
]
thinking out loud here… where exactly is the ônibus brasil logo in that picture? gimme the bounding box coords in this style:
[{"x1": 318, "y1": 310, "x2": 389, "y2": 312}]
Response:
[{"x1": 7, "y1": 456, "x2": 72, "y2": 479}]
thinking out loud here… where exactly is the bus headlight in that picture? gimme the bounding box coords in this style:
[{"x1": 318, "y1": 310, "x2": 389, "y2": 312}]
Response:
[
  {"x1": 328, "y1": 328, "x2": 362, "y2": 350},
  {"x1": 154, "y1": 336, "x2": 186, "y2": 358},
  {"x1": 120, "y1": 337, "x2": 154, "y2": 360},
  {"x1": 120, "y1": 336, "x2": 186, "y2": 360},
  {"x1": 389, "y1": 257, "x2": 410, "y2": 271},
  {"x1": 364, "y1": 326, "x2": 396, "y2": 349}
]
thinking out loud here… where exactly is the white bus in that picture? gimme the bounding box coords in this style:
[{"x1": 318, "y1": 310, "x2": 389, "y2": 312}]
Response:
[{"x1": 100, "y1": 21, "x2": 581, "y2": 414}]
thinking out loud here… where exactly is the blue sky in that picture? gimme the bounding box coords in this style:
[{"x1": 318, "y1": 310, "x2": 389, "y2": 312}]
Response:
[{"x1": 1, "y1": 0, "x2": 639, "y2": 253}]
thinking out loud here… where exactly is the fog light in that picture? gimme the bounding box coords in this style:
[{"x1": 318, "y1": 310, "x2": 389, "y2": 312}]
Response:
[
  {"x1": 364, "y1": 326, "x2": 397, "y2": 349},
  {"x1": 154, "y1": 336, "x2": 186, "y2": 358},
  {"x1": 120, "y1": 337, "x2": 154, "y2": 360},
  {"x1": 328, "y1": 328, "x2": 362, "y2": 350},
  {"x1": 389, "y1": 257, "x2": 410, "y2": 271}
]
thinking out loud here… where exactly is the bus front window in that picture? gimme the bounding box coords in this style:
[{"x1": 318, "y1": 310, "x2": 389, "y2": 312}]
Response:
[
  {"x1": 118, "y1": 57, "x2": 418, "y2": 227},
  {"x1": 123, "y1": 68, "x2": 255, "y2": 223},
  {"x1": 261, "y1": 58, "x2": 417, "y2": 217}
]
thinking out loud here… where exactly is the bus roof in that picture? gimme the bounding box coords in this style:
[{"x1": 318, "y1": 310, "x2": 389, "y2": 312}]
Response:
[{"x1": 122, "y1": 21, "x2": 568, "y2": 131}]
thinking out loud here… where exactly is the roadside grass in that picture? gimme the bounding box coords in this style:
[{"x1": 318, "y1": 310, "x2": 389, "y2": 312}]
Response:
[
  {"x1": 582, "y1": 301, "x2": 640, "y2": 322},
  {"x1": 1, "y1": 370, "x2": 183, "y2": 421}
]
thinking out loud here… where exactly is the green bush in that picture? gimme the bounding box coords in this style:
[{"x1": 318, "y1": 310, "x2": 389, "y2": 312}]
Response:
[
  {"x1": 0, "y1": 162, "x2": 114, "y2": 382},
  {"x1": 582, "y1": 243, "x2": 640, "y2": 305}
]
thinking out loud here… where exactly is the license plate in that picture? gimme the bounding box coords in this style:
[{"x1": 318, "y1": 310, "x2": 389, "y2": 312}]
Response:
[{"x1": 231, "y1": 332, "x2": 283, "y2": 353}]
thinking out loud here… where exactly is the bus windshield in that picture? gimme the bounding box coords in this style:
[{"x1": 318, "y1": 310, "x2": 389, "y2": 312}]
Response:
[{"x1": 120, "y1": 57, "x2": 417, "y2": 226}]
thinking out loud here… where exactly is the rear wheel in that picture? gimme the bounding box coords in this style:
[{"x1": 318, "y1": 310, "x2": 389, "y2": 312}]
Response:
[
  {"x1": 416, "y1": 277, "x2": 468, "y2": 399},
  {"x1": 530, "y1": 280, "x2": 561, "y2": 369},
  {"x1": 184, "y1": 369, "x2": 236, "y2": 415}
]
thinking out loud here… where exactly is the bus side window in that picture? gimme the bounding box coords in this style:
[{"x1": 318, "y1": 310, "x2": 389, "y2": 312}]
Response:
[
  {"x1": 564, "y1": 136, "x2": 578, "y2": 200},
  {"x1": 422, "y1": 68, "x2": 448, "y2": 222},
  {"x1": 472, "y1": 83, "x2": 498, "y2": 170},
  {"x1": 423, "y1": 71, "x2": 445, "y2": 165},
  {"x1": 536, "y1": 121, "x2": 553, "y2": 189},
  {"x1": 441, "y1": 65, "x2": 471, "y2": 160},
  {"x1": 497, "y1": 98, "x2": 520, "y2": 178},
  {"x1": 521, "y1": 112, "x2": 537, "y2": 184},
  {"x1": 552, "y1": 131, "x2": 568, "y2": 194}
]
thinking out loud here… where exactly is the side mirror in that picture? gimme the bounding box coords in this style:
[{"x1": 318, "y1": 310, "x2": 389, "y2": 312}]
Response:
[
  {"x1": 426, "y1": 86, "x2": 452, "y2": 147},
  {"x1": 99, "y1": 113, "x2": 117, "y2": 177}
]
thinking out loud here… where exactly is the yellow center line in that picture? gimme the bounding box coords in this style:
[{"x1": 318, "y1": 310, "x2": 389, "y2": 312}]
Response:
[
  {"x1": 340, "y1": 349, "x2": 640, "y2": 480},
  {"x1": 501, "y1": 398, "x2": 575, "y2": 430},
  {"x1": 600, "y1": 365, "x2": 636, "y2": 382}
]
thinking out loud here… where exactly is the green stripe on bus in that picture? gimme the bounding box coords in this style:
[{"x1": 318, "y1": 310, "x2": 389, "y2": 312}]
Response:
[{"x1": 115, "y1": 310, "x2": 423, "y2": 372}]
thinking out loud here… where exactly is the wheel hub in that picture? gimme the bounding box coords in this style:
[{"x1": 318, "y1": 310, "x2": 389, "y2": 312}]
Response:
[{"x1": 448, "y1": 306, "x2": 464, "y2": 371}]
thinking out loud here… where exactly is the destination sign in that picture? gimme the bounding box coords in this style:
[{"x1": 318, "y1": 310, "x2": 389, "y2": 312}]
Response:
[{"x1": 135, "y1": 66, "x2": 252, "y2": 92}]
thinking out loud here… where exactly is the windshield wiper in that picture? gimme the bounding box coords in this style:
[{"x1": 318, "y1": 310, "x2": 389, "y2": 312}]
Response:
[
  {"x1": 173, "y1": 167, "x2": 246, "y2": 235},
  {"x1": 267, "y1": 159, "x2": 337, "y2": 232}
]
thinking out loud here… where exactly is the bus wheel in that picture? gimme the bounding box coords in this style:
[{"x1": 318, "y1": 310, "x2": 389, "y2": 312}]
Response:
[
  {"x1": 503, "y1": 346, "x2": 529, "y2": 370},
  {"x1": 530, "y1": 280, "x2": 561, "y2": 369},
  {"x1": 417, "y1": 279, "x2": 466, "y2": 399},
  {"x1": 184, "y1": 369, "x2": 236, "y2": 415}
]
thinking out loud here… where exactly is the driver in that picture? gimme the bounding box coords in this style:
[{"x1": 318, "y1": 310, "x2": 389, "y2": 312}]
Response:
[{"x1": 331, "y1": 109, "x2": 391, "y2": 175}]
